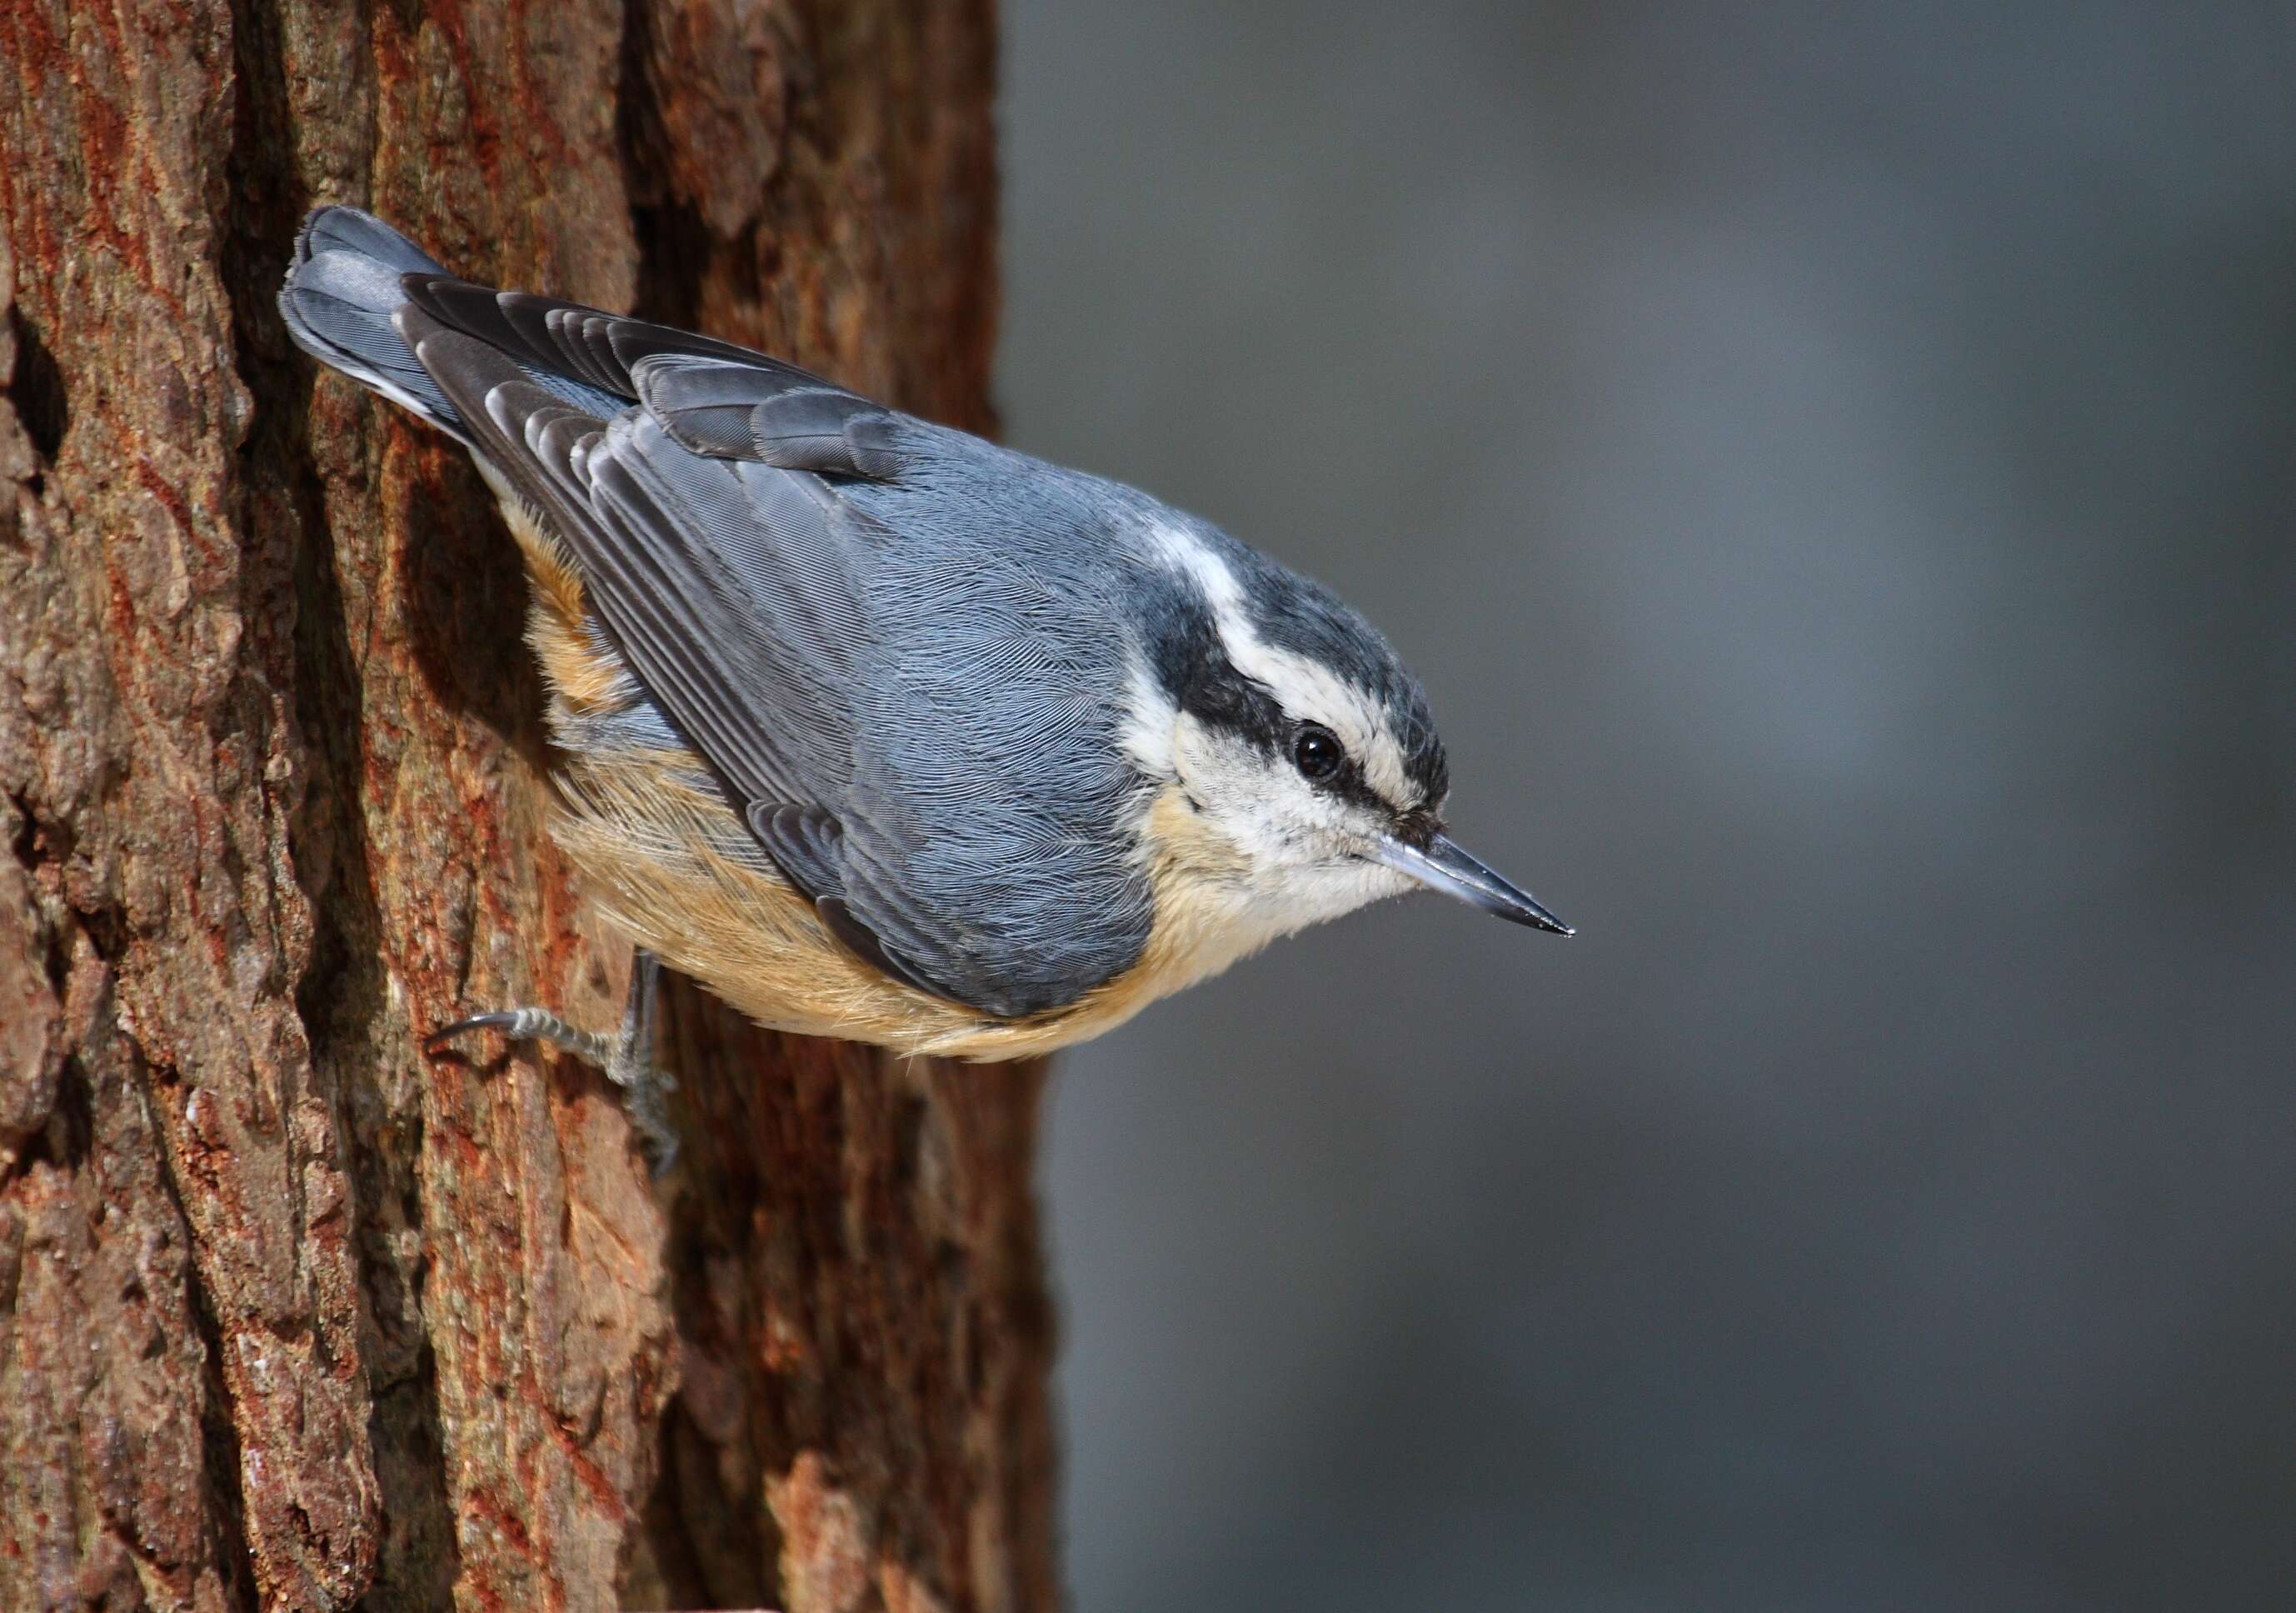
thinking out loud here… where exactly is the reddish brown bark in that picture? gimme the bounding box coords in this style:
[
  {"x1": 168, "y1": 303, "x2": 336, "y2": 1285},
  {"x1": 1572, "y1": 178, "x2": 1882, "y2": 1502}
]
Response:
[{"x1": 0, "y1": 3, "x2": 1049, "y2": 1611}]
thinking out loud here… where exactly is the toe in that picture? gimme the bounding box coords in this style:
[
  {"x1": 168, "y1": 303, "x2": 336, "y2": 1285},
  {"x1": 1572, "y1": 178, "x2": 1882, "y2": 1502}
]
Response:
[{"x1": 426, "y1": 1011, "x2": 527, "y2": 1050}]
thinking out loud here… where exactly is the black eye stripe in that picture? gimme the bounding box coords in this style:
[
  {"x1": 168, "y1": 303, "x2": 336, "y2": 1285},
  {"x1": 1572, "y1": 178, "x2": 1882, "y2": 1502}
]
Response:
[
  {"x1": 1143, "y1": 576, "x2": 1429, "y2": 819},
  {"x1": 1289, "y1": 726, "x2": 1405, "y2": 815},
  {"x1": 1324, "y1": 758, "x2": 1391, "y2": 816}
]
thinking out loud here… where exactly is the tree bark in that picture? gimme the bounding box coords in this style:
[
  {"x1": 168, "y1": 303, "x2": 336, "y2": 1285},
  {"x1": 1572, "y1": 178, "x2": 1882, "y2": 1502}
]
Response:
[{"x1": 0, "y1": 4, "x2": 1050, "y2": 1611}]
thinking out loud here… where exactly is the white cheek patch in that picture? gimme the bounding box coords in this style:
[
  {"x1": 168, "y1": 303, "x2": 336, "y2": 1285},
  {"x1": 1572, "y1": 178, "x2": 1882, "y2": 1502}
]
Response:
[
  {"x1": 1153, "y1": 524, "x2": 1414, "y2": 806},
  {"x1": 1165, "y1": 714, "x2": 1419, "y2": 937},
  {"x1": 1167, "y1": 713, "x2": 1297, "y2": 865},
  {"x1": 1168, "y1": 711, "x2": 1388, "y2": 879}
]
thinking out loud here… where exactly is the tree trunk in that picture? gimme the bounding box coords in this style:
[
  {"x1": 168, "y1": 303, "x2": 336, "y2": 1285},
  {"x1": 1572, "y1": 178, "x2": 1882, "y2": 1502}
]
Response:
[{"x1": 0, "y1": 4, "x2": 1050, "y2": 1611}]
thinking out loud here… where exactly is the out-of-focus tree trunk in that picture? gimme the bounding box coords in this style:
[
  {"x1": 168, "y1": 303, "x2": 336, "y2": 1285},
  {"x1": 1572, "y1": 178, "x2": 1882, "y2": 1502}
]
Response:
[{"x1": 0, "y1": 3, "x2": 1051, "y2": 1611}]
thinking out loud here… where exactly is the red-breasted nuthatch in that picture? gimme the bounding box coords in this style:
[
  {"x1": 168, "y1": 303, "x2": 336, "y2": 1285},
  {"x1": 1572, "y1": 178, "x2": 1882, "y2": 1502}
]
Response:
[{"x1": 281, "y1": 207, "x2": 1569, "y2": 1164}]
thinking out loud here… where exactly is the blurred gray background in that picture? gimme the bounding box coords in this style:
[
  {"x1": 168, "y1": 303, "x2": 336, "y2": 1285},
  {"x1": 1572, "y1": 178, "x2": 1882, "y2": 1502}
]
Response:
[{"x1": 996, "y1": 4, "x2": 2296, "y2": 1611}]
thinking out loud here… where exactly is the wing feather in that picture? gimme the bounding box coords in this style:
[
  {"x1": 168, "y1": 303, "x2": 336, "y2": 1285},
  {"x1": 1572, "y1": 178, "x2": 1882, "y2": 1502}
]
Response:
[{"x1": 399, "y1": 297, "x2": 1154, "y2": 1016}]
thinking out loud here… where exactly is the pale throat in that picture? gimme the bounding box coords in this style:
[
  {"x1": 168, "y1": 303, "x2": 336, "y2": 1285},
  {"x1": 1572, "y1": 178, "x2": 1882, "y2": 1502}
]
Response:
[
  {"x1": 1132, "y1": 781, "x2": 1415, "y2": 992},
  {"x1": 1126, "y1": 702, "x2": 1414, "y2": 941}
]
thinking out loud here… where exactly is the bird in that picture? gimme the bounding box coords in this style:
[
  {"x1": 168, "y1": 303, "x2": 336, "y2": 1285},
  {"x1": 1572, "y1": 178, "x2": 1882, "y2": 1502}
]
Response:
[{"x1": 278, "y1": 206, "x2": 1570, "y2": 1166}]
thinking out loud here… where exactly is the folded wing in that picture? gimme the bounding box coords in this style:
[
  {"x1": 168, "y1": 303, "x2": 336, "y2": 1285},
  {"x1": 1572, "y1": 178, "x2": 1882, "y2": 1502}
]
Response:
[{"x1": 397, "y1": 281, "x2": 1152, "y2": 1018}]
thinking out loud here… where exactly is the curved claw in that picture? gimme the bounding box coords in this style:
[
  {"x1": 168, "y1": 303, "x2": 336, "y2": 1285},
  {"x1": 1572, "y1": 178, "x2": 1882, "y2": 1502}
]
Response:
[
  {"x1": 424, "y1": 1006, "x2": 615, "y2": 1067},
  {"x1": 425, "y1": 1010, "x2": 532, "y2": 1051}
]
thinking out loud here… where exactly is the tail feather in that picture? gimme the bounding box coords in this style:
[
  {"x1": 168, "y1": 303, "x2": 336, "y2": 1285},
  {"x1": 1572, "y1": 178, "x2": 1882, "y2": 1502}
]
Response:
[
  {"x1": 297, "y1": 205, "x2": 449, "y2": 276},
  {"x1": 279, "y1": 206, "x2": 466, "y2": 434}
]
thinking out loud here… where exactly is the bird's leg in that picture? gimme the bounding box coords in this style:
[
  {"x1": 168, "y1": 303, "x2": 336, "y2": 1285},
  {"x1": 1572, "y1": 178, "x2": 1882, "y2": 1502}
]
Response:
[{"x1": 427, "y1": 949, "x2": 680, "y2": 1174}]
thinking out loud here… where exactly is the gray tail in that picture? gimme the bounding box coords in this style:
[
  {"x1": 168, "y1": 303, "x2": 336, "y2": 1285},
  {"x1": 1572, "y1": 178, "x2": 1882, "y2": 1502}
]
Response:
[{"x1": 278, "y1": 207, "x2": 468, "y2": 437}]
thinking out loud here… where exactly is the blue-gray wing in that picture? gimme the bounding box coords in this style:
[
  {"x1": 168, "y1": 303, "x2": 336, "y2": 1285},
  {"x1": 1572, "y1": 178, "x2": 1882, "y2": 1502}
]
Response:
[{"x1": 395, "y1": 285, "x2": 1154, "y2": 1017}]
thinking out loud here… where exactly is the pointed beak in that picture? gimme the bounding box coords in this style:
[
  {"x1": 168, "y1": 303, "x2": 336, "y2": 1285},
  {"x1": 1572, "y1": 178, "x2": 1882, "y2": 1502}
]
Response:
[{"x1": 1374, "y1": 831, "x2": 1574, "y2": 935}]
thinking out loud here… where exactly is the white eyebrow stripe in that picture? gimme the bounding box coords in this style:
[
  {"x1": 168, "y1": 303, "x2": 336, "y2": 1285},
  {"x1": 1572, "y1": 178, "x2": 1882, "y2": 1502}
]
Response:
[{"x1": 1151, "y1": 522, "x2": 1410, "y2": 805}]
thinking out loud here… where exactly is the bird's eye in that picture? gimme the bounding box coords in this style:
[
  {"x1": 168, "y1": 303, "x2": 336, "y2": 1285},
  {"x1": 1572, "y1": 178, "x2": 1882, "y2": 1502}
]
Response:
[{"x1": 1292, "y1": 722, "x2": 1345, "y2": 781}]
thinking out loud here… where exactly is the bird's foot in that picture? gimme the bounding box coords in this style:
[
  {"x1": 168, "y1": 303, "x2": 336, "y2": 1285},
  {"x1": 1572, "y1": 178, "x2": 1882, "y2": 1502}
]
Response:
[{"x1": 427, "y1": 951, "x2": 679, "y2": 1174}]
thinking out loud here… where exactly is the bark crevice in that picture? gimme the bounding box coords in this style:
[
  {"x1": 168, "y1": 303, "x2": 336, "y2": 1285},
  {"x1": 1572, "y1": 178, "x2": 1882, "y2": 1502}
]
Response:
[
  {"x1": 150, "y1": 1060, "x2": 266, "y2": 1611},
  {"x1": 4, "y1": 309, "x2": 64, "y2": 465}
]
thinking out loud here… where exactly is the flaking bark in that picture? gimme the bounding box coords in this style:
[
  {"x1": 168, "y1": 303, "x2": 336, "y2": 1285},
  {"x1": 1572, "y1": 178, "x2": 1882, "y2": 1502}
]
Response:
[{"x1": 0, "y1": 2, "x2": 1048, "y2": 1611}]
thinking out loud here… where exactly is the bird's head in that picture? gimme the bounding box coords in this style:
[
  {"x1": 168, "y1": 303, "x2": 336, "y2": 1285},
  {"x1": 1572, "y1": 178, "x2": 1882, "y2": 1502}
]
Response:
[{"x1": 1124, "y1": 523, "x2": 1570, "y2": 946}]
